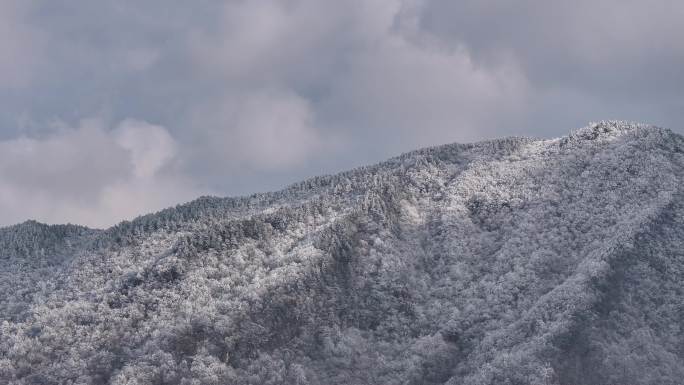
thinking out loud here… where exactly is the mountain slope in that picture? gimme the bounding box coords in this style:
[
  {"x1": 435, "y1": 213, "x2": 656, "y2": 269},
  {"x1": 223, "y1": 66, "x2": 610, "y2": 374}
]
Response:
[{"x1": 1, "y1": 121, "x2": 683, "y2": 385}]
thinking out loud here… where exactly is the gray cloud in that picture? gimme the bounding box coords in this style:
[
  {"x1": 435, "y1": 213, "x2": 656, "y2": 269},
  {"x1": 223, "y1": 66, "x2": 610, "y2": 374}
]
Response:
[
  {"x1": 0, "y1": 0, "x2": 682, "y2": 227},
  {"x1": 419, "y1": 0, "x2": 684, "y2": 130},
  {"x1": 189, "y1": 88, "x2": 325, "y2": 171}
]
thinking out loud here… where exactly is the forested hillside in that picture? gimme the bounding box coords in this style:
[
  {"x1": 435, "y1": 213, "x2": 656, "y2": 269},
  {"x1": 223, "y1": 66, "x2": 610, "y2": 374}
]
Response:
[{"x1": 1, "y1": 121, "x2": 683, "y2": 385}]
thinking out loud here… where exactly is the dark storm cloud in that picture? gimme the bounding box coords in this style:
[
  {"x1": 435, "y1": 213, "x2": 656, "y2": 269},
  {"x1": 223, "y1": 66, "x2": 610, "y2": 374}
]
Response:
[{"x1": 0, "y1": 0, "x2": 682, "y2": 226}]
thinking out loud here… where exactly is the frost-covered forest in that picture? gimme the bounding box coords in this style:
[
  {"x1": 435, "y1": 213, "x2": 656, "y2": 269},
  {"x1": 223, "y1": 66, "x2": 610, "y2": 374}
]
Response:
[{"x1": 1, "y1": 122, "x2": 683, "y2": 385}]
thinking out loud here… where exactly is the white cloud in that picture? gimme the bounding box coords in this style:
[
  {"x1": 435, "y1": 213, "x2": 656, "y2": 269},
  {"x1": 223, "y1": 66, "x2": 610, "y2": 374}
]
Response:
[
  {"x1": 114, "y1": 119, "x2": 177, "y2": 178},
  {"x1": 185, "y1": 0, "x2": 528, "y2": 171},
  {"x1": 321, "y1": 26, "x2": 528, "y2": 148},
  {"x1": 0, "y1": 119, "x2": 209, "y2": 228},
  {"x1": 191, "y1": 89, "x2": 323, "y2": 171}
]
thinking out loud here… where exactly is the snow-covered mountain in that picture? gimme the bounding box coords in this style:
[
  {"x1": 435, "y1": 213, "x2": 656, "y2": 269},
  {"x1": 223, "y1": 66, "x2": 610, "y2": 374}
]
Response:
[{"x1": 1, "y1": 121, "x2": 683, "y2": 385}]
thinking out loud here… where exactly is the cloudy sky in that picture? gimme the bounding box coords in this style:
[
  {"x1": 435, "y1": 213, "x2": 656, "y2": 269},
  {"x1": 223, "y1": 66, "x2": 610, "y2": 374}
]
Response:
[{"x1": 1, "y1": 0, "x2": 683, "y2": 228}]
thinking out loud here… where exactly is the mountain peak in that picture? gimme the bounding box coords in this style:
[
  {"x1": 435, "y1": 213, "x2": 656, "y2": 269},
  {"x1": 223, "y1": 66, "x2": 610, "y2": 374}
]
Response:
[{"x1": 569, "y1": 120, "x2": 671, "y2": 141}]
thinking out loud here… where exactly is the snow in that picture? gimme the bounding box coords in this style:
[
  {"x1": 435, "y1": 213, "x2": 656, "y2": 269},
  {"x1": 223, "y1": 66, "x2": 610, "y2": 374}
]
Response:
[{"x1": 1, "y1": 121, "x2": 683, "y2": 384}]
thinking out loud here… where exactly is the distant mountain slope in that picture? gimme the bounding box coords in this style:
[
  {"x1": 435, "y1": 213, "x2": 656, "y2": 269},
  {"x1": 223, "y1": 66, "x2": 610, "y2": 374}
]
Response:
[{"x1": 1, "y1": 121, "x2": 683, "y2": 385}]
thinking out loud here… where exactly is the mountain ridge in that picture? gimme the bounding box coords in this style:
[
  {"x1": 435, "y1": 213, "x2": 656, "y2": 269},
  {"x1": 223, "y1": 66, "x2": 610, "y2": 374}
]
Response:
[{"x1": 1, "y1": 120, "x2": 667, "y2": 233}]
